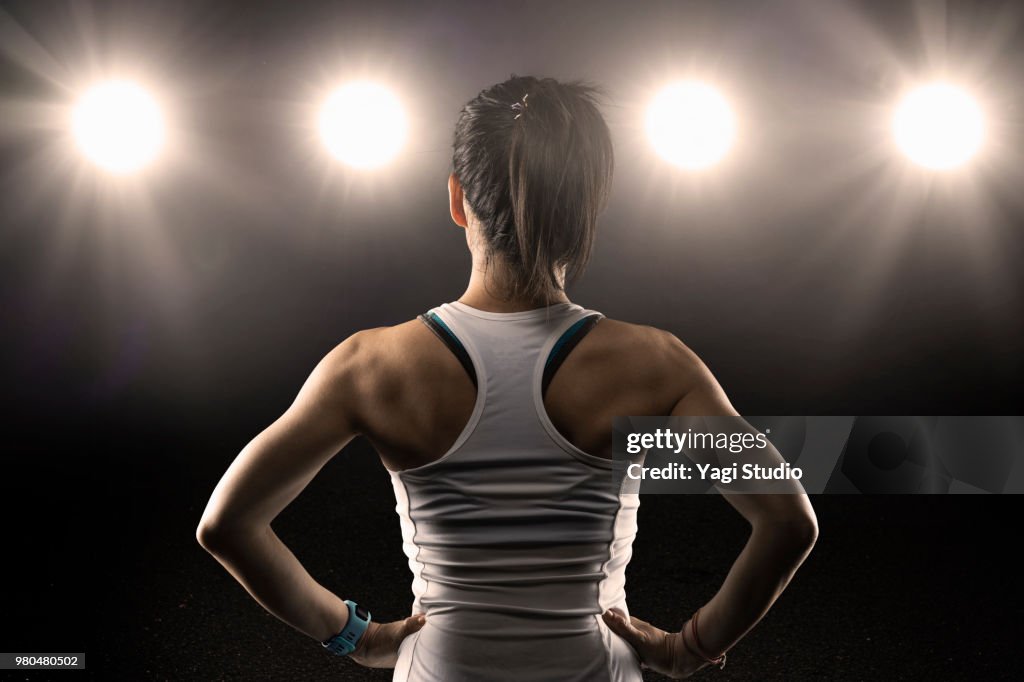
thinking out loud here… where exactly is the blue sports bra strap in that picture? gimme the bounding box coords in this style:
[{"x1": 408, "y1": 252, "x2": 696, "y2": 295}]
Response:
[
  {"x1": 541, "y1": 313, "x2": 603, "y2": 397},
  {"x1": 418, "y1": 311, "x2": 478, "y2": 388}
]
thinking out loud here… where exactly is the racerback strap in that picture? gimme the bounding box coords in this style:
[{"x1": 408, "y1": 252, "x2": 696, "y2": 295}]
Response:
[
  {"x1": 418, "y1": 311, "x2": 478, "y2": 388},
  {"x1": 417, "y1": 308, "x2": 602, "y2": 397},
  {"x1": 540, "y1": 314, "x2": 602, "y2": 397}
]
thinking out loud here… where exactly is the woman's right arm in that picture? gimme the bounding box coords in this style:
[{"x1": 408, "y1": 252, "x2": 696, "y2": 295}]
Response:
[
  {"x1": 603, "y1": 330, "x2": 818, "y2": 678},
  {"x1": 666, "y1": 337, "x2": 819, "y2": 661}
]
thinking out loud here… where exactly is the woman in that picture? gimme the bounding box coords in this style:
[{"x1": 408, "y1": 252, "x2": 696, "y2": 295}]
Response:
[{"x1": 197, "y1": 74, "x2": 818, "y2": 681}]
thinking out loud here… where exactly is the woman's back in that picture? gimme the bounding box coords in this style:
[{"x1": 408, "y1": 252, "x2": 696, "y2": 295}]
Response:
[
  {"x1": 358, "y1": 300, "x2": 683, "y2": 681},
  {"x1": 197, "y1": 75, "x2": 817, "y2": 680},
  {"x1": 357, "y1": 302, "x2": 690, "y2": 472}
]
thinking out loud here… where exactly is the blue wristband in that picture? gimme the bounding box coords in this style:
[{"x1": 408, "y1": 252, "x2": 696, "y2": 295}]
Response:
[{"x1": 321, "y1": 600, "x2": 371, "y2": 656}]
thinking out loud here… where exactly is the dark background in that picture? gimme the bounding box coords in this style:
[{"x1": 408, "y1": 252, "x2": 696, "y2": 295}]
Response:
[{"x1": 1, "y1": 0, "x2": 1022, "y2": 679}]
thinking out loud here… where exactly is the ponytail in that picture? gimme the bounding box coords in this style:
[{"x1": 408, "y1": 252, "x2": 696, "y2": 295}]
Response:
[{"x1": 452, "y1": 75, "x2": 614, "y2": 303}]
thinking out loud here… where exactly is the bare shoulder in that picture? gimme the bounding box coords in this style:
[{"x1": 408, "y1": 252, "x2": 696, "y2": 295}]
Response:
[
  {"x1": 317, "y1": 325, "x2": 389, "y2": 379},
  {"x1": 540, "y1": 316, "x2": 718, "y2": 421},
  {"x1": 595, "y1": 319, "x2": 735, "y2": 416},
  {"x1": 314, "y1": 319, "x2": 476, "y2": 466},
  {"x1": 310, "y1": 320, "x2": 426, "y2": 413},
  {"x1": 324, "y1": 318, "x2": 435, "y2": 361},
  {"x1": 584, "y1": 318, "x2": 710, "y2": 389},
  {"x1": 322, "y1": 317, "x2": 441, "y2": 378}
]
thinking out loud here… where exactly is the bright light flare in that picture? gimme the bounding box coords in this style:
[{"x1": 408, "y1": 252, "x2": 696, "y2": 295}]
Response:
[
  {"x1": 72, "y1": 80, "x2": 165, "y2": 173},
  {"x1": 646, "y1": 81, "x2": 736, "y2": 170},
  {"x1": 893, "y1": 83, "x2": 984, "y2": 170},
  {"x1": 319, "y1": 81, "x2": 407, "y2": 169}
]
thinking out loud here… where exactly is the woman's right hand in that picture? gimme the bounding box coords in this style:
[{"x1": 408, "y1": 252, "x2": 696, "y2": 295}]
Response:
[{"x1": 602, "y1": 609, "x2": 707, "y2": 679}]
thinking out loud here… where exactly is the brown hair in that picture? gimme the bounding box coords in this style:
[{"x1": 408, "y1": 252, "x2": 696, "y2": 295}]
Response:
[{"x1": 452, "y1": 75, "x2": 614, "y2": 303}]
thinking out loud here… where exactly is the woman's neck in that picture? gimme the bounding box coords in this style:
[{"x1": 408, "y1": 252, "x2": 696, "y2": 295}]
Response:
[{"x1": 458, "y1": 262, "x2": 570, "y2": 313}]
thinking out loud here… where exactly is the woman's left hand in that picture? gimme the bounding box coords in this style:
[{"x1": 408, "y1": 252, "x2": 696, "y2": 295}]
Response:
[{"x1": 350, "y1": 613, "x2": 427, "y2": 668}]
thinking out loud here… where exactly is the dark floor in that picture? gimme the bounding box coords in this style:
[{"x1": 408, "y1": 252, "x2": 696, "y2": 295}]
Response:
[{"x1": 2, "y1": 433, "x2": 1022, "y2": 681}]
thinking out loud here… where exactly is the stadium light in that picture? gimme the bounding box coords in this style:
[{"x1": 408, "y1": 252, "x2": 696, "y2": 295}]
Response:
[
  {"x1": 646, "y1": 81, "x2": 736, "y2": 170},
  {"x1": 72, "y1": 80, "x2": 165, "y2": 174},
  {"x1": 319, "y1": 81, "x2": 407, "y2": 169},
  {"x1": 893, "y1": 83, "x2": 984, "y2": 170}
]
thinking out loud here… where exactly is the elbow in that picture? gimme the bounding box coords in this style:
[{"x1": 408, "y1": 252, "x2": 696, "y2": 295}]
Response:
[
  {"x1": 196, "y1": 514, "x2": 264, "y2": 555},
  {"x1": 195, "y1": 517, "x2": 222, "y2": 554},
  {"x1": 783, "y1": 510, "x2": 819, "y2": 554},
  {"x1": 196, "y1": 516, "x2": 238, "y2": 555},
  {"x1": 758, "y1": 510, "x2": 819, "y2": 554},
  {"x1": 791, "y1": 511, "x2": 819, "y2": 551}
]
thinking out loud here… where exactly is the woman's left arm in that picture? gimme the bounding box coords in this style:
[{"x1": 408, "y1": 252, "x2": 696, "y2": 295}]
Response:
[{"x1": 196, "y1": 329, "x2": 424, "y2": 666}]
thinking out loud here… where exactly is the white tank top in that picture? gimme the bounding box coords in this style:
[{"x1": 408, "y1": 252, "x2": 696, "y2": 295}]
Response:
[{"x1": 390, "y1": 300, "x2": 642, "y2": 682}]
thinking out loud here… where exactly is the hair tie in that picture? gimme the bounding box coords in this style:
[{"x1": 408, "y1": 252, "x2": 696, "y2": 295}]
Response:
[{"x1": 511, "y1": 93, "x2": 529, "y2": 119}]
